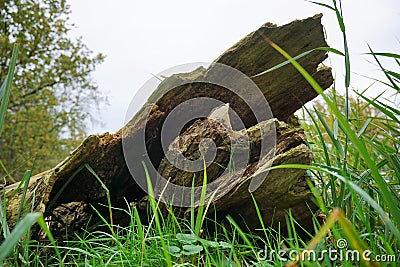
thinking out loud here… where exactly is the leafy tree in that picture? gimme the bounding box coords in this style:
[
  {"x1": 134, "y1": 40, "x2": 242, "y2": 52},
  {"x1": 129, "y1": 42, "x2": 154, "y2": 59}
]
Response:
[{"x1": 0, "y1": 0, "x2": 105, "y2": 183}]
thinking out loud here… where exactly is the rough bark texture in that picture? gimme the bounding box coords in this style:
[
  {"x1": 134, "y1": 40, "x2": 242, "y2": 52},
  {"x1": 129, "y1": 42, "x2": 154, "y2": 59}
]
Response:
[
  {"x1": 149, "y1": 116, "x2": 316, "y2": 233},
  {"x1": 2, "y1": 14, "x2": 333, "y2": 238}
]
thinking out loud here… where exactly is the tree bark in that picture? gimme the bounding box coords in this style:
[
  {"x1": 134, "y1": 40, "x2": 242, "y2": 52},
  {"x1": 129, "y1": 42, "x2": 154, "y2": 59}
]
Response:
[
  {"x1": 2, "y1": 14, "x2": 333, "y2": 238},
  {"x1": 149, "y1": 116, "x2": 316, "y2": 233}
]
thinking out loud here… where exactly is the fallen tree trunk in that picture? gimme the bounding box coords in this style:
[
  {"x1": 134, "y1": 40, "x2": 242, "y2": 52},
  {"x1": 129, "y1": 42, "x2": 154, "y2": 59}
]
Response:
[
  {"x1": 2, "y1": 14, "x2": 333, "y2": 238},
  {"x1": 147, "y1": 116, "x2": 316, "y2": 233}
]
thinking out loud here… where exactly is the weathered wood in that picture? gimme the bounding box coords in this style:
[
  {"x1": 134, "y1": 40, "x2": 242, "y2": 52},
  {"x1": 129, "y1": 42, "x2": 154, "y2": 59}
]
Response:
[
  {"x1": 2, "y1": 14, "x2": 332, "y2": 237},
  {"x1": 147, "y1": 115, "x2": 317, "y2": 233}
]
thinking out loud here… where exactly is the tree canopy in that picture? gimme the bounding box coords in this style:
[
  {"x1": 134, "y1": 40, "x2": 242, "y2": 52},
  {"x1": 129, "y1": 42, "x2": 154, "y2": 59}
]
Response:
[{"x1": 0, "y1": 0, "x2": 105, "y2": 182}]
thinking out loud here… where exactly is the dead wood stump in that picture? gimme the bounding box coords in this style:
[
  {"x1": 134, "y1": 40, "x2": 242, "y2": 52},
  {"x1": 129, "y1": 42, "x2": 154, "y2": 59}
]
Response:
[{"x1": 2, "y1": 14, "x2": 333, "y2": 238}]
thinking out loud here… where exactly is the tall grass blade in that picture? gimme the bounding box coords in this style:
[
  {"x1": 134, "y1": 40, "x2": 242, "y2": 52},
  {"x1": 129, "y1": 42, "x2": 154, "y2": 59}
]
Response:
[
  {"x1": 314, "y1": 108, "x2": 344, "y2": 157},
  {"x1": 16, "y1": 170, "x2": 32, "y2": 223},
  {"x1": 307, "y1": 1, "x2": 335, "y2": 11},
  {"x1": 356, "y1": 93, "x2": 399, "y2": 123},
  {"x1": 265, "y1": 40, "x2": 400, "y2": 238},
  {"x1": 0, "y1": 198, "x2": 11, "y2": 239},
  {"x1": 141, "y1": 162, "x2": 172, "y2": 267},
  {"x1": 194, "y1": 158, "x2": 208, "y2": 236},
  {"x1": 0, "y1": 213, "x2": 39, "y2": 262},
  {"x1": 251, "y1": 46, "x2": 343, "y2": 78},
  {"x1": 84, "y1": 163, "x2": 114, "y2": 234},
  {"x1": 367, "y1": 44, "x2": 400, "y2": 92},
  {"x1": 366, "y1": 52, "x2": 400, "y2": 59},
  {"x1": 267, "y1": 163, "x2": 400, "y2": 241},
  {"x1": 0, "y1": 44, "x2": 19, "y2": 135}
]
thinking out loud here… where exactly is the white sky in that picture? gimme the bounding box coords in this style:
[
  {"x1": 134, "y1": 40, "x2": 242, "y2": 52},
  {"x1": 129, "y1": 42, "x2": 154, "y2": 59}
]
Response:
[{"x1": 67, "y1": 0, "x2": 400, "y2": 134}]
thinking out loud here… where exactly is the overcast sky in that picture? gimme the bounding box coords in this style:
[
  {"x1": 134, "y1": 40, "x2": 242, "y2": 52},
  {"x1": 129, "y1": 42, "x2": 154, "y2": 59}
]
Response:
[{"x1": 67, "y1": 0, "x2": 399, "y2": 134}]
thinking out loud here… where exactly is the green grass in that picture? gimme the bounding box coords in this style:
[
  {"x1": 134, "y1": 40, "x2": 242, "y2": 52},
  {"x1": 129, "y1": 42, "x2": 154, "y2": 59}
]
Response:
[
  {"x1": 1, "y1": 1, "x2": 400, "y2": 266},
  {"x1": 0, "y1": 45, "x2": 61, "y2": 266}
]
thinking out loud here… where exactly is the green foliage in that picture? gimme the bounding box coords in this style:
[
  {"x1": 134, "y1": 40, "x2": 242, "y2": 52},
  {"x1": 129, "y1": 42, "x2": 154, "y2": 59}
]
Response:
[
  {"x1": 0, "y1": 44, "x2": 19, "y2": 243},
  {"x1": 0, "y1": 45, "x2": 62, "y2": 266},
  {"x1": 269, "y1": 1, "x2": 400, "y2": 265},
  {"x1": 0, "y1": 212, "x2": 61, "y2": 265},
  {"x1": 0, "y1": 0, "x2": 105, "y2": 181},
  {"x1": 306, "y1": 91, "x2": 399, "y2": 165}
]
